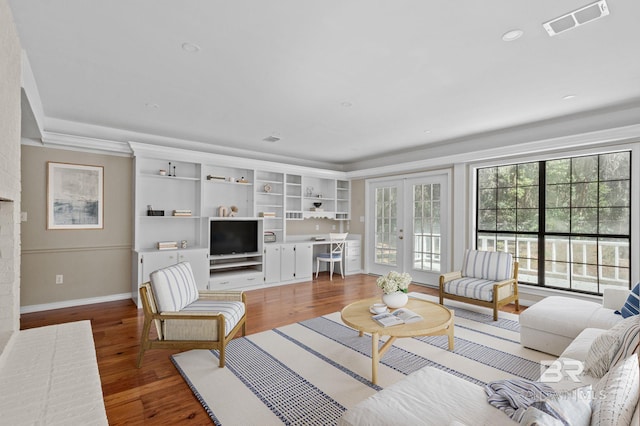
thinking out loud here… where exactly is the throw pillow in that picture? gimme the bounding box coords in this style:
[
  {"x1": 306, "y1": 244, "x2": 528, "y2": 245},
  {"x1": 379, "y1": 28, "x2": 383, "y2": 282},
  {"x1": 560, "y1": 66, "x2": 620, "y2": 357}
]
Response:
[
  {"x1": 519, "y1": 386, "x2": 592, "y2": 426},
  {"x1": 616, "y1": 282, "x2": 639, "y2": 318},
  {"x1": 584, "y1": 315, "x2": 640, "y2": 378},
  {"x1": 591, "y1": 354, "x2": 640, "y2": 426}
]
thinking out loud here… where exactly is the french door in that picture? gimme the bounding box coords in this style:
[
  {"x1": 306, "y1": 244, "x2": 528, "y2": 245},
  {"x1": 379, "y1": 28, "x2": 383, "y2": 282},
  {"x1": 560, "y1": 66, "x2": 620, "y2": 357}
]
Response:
[{"x1": 367, "y1": 173, "x2": 449, "y2": 285}]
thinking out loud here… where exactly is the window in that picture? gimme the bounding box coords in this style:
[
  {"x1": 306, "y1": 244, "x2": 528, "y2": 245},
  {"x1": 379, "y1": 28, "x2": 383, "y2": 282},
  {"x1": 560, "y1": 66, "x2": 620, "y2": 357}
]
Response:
[{"x1": 476, "y1": 151, "x2": 631, "y2": 294}]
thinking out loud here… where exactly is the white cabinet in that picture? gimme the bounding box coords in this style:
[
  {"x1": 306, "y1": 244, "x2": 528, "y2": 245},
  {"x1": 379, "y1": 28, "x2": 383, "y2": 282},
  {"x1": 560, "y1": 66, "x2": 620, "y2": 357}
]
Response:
[
  {"x1": 294, "y1": 243, "x2": 313, "y2": 280},
  {"x1": 134, "y1": 248, "x2": 209, "y2": 307},
  {"x1": 281, "y1": 243, "x2": 313, "y2": 282},
  {"x1": 345, "y1": 240, "x2": 362, "y2": 274},
  {"x1": 263, "y1": 243, "x2": 313, "y2": 285},
  {"x1": 264, "y1": 244, "x2": 282, "y2": 284}
]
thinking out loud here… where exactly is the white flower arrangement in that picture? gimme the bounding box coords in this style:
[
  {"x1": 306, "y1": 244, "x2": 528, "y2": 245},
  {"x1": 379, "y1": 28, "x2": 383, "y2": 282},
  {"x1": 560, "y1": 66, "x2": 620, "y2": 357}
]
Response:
[{"x1": 376, "y1": 271, "x2": 412, "y2": 294}]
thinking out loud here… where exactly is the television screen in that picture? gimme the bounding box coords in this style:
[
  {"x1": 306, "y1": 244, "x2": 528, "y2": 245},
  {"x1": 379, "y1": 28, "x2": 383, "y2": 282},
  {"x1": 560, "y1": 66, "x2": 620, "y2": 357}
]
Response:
[{"x1": 210, "y1": 220, "x2": 259, "y2": 255}]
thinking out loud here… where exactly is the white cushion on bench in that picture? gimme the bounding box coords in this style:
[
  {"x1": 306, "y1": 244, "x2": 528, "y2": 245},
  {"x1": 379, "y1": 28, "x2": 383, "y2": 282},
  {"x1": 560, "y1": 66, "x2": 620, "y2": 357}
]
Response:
[{"x1": 520, "y1": 296, "x2": 622, "y2": 356}]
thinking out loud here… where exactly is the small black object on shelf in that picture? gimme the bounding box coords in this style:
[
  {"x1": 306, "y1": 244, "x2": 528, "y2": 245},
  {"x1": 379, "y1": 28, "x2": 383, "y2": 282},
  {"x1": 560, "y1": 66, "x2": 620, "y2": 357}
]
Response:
[{"x1": 147, "y1": 210, "x2": 165, "y2": 216}]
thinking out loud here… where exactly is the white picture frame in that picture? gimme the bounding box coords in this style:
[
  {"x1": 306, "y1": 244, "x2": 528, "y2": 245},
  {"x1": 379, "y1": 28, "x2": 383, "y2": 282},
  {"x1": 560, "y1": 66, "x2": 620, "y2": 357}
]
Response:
[{"x1": 47, "y1": 162, "x2": 104, "y2": 229}]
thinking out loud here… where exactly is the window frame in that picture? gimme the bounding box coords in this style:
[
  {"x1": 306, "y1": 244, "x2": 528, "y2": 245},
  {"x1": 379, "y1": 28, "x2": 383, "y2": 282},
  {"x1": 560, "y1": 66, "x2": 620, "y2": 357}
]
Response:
[{"x1": 474, "y1": 150, "x2": 632, "y2": 295}]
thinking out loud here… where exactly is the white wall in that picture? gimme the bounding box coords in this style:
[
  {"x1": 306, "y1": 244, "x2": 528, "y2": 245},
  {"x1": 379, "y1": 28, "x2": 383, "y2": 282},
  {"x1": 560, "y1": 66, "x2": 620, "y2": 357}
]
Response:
[{"x1": 0, "y1": 0, "x2": 22, "y2": 358}]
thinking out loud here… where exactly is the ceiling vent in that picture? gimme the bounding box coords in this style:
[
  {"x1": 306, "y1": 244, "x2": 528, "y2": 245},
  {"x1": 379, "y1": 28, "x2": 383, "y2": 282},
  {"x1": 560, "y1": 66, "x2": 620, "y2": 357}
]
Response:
[
  {"x1": 262, "y1": 136, "x2": 281, "y2": 143},
  {"x1": 543, "y1": 0, "x2": 609, "y2": 36}
]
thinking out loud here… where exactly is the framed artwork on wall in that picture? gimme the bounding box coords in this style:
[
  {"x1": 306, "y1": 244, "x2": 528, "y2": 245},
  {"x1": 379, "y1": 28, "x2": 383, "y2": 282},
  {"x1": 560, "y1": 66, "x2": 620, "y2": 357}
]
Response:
[{"x1": 47, "y1": 162, "x2": 104, "y2": 230}]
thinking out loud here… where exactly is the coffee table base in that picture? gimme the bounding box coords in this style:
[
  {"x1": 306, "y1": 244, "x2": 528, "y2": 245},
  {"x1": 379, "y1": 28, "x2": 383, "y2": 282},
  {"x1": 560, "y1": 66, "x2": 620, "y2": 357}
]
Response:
[{"x1": 364, "y1": 323, "x2": 455, "y2": 385}]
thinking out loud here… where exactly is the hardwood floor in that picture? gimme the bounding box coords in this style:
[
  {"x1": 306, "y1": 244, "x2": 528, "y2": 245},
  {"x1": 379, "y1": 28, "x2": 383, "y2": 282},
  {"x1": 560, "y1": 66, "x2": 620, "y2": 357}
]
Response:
[{"x1": 20, "y1": 274, "x2": 523, "y2": 425}]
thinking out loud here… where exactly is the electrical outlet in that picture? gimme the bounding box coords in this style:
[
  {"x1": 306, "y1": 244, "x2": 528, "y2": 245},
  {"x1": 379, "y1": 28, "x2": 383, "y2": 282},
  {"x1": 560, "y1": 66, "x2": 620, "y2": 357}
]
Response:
[
  {"x1": 55, "y1": 275, "x2": 63, "y2": 284},
  {"x1": 315, "y1": 224, "x2": 320, "y2": 231}
]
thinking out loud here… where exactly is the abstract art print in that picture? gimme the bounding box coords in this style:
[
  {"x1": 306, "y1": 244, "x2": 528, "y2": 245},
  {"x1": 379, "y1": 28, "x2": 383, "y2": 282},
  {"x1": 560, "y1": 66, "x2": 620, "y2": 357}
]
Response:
[{"x1": 47, "y1": 162, "x2": 104, "y2": 229}]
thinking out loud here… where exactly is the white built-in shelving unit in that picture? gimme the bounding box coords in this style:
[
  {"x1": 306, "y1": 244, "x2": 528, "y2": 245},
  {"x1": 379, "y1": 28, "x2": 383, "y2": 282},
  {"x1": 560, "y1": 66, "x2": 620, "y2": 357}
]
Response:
[{"x1": 130, "y1": 142, "x2": 351, "y2": 305}]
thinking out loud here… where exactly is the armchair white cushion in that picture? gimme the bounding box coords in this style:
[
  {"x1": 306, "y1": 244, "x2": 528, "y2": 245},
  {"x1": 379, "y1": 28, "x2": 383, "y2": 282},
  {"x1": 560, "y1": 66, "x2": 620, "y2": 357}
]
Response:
[{"x1": 150, "y1": 262, "x2": 199, "y2": 312}]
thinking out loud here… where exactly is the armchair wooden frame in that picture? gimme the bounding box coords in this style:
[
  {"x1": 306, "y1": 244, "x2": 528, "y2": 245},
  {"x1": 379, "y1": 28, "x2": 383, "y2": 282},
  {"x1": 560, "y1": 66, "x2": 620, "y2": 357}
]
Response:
[
  {"x1": 439, "y1": 262, "x2": 519, "y2": 321},
  {"x1": 137, "y1": 283, "x2": 247, "y2": 368}
]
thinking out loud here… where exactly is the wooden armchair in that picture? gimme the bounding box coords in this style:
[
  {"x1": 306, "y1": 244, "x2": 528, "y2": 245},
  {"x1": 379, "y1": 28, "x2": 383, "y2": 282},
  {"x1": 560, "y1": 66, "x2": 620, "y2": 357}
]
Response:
[
  {"x1": 439, "y1": 249, "x2": 519, "y2": 321},
  {"x1": 137, "y1": 262, "x2": 246, "y2": 368}
]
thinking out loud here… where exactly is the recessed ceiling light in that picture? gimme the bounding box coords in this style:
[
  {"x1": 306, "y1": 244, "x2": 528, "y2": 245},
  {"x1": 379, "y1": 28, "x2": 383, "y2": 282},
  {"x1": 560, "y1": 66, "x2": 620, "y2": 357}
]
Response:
[
  {"x1": 424, "y1": 130, "x2": 432, "y2": 134},
  {"x1": 340, "y1": 101, "x2": 353, "y2": 108},
  {"x1": 563, "y1": 94, "x2": 577, "y2": 100},
  {"x1": 145, "y1": 103, "x2": 159, "y2": 109},
  {"x1": 263, "y1": 136, "x2": 281, "y2": 143},
  {"x1": 502, "y1": 29, "x2": 524, "y2": 41},
  {"x1": 181, "y1": 42, "x2": 201, "y2": 53}
]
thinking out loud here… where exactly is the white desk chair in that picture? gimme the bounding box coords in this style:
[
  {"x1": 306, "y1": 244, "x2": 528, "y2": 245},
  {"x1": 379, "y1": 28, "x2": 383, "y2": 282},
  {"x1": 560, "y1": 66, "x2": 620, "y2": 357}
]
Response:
[{"x1": 315, "y1": 233, "x2": 348, "y2": 280}]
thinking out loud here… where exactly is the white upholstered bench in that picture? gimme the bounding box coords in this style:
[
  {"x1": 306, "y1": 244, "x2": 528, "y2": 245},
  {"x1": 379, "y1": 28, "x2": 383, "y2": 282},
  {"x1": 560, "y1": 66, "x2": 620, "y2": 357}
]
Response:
[{"x1": 519, "y1": 288, "x2": 629, "y2": 356}]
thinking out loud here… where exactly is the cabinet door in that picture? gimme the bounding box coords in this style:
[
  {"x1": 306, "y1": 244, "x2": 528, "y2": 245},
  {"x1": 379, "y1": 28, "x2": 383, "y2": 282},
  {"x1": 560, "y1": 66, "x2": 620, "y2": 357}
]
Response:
[
  {"x1": 177, "y1": 249, "x2": 209, "y2": 290},
  {"x1": 294, "y1": 244, "x2": 313, "y2": 280},
  {"x1": 141, "y1": 251, "x2": 179, "y2": 285},
  {"x1": 264, "y1": 244, "x2": 282, "y2": 284},
  {"x1": 280, "y1": 244, "x2": 296, "y2": 281}
]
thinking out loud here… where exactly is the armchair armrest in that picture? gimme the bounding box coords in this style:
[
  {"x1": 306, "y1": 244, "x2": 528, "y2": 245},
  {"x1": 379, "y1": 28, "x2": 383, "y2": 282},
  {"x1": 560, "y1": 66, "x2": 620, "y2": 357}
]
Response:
[
  {"x1": 493, "y1": 277, "x2": 517, "y2": 289},
  {"x1": 602, "y1": 288, "x2": 630, "y2": 310},
  {"x1": 440, "y1": 271, "x2": 462, "y2": 284},
  {"x1": 198, "y1": 290, "x2": 245, "y2": 302},
  {"x1": 158, "y1": 311, "x2": 225, "y2": 321}
]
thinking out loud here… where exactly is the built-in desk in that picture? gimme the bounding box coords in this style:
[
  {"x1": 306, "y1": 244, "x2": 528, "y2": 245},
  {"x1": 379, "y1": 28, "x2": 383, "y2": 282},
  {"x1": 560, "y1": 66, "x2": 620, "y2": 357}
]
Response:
[{"x1": 277, "y1": 234, "x2": 362, "y2": 278}]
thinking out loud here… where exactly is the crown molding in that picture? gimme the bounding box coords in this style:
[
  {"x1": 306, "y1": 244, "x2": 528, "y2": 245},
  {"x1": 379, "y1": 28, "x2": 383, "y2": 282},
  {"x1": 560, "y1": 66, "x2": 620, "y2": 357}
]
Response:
[
  {"x1": 129, "y1": 142, "x2": 348, "y2": 179},
  {"x1": 345, "y1": 123, "x2": 640, "y2": 179},
  {"x1": 40, "y1": 131, "x2": 132, "y2": 157}
]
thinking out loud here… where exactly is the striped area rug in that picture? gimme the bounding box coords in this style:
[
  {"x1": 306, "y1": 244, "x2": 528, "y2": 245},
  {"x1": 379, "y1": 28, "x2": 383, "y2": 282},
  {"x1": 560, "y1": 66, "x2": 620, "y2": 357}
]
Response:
[{"x1": 171, "y1": 293, "x2": 554, "y2": 425}]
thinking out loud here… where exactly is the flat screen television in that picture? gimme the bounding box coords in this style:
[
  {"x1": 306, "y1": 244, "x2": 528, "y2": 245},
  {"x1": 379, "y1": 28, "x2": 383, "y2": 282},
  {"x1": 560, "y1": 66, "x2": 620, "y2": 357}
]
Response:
[{"x1": 209, "y1": 219, "x2": 259, "y2": 256}]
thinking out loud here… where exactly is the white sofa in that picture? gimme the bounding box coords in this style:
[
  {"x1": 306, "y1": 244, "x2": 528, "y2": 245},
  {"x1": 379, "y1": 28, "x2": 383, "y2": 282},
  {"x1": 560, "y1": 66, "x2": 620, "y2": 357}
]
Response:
[
  {"x1": 340, "y1": 295, "x2": 639, "y2": 426},
  {"x1": 519, "y1": 288, "x2": 629, "y2": 356}
]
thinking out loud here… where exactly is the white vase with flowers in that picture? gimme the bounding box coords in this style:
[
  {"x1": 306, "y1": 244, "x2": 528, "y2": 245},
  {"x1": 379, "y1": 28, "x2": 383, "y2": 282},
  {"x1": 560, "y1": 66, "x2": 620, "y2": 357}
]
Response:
[{"x1": 376, "y1": 271, "x2": 412, "y2": 308}]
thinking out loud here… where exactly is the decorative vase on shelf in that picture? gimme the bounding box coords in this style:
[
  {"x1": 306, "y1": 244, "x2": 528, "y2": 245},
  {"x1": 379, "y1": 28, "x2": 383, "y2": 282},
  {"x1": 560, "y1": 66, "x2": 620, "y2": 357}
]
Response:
[{"x1": 382, "y1": 291, "x2": 409, "y2": 309}]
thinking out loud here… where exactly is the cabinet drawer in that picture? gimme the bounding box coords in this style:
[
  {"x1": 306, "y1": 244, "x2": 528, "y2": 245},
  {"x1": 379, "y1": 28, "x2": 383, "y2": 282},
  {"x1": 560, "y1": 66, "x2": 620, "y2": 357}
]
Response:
[
  {"x1": 346, "y1": 256, "x2": 361, "y2": 272},
  {"x1": 209, "y1": 272, "x2": 263, "y2": 290},
  {"x1": 346, "y1": 246, "x2": 361, "y2": 257}
]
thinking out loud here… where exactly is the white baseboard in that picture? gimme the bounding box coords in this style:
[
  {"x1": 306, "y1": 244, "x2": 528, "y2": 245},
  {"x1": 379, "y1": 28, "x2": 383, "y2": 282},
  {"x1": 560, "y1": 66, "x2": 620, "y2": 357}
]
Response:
[{"x1": 20, "y1": 292, "x2": 133, "y2": 314}]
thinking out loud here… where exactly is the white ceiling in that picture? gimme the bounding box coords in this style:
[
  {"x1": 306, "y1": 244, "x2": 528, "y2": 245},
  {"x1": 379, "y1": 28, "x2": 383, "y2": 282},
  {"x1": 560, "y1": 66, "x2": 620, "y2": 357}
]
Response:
[{"x1": 9, "y1": 0, "x2": 640, "y2": 170}]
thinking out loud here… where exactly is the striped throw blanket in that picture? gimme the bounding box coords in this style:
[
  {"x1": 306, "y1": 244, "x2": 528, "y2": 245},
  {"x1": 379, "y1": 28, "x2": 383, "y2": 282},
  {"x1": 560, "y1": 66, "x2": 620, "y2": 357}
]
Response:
[{"x1": 485, "y1": 379, "x2": 556, "y2": 421}]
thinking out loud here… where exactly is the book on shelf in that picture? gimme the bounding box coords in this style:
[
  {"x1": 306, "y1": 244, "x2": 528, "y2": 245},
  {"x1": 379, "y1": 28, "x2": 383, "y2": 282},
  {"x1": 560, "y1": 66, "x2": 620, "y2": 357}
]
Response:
[
  {"x1": 157, "y1": 241, "x2": 178, "y2": 250},
  {"x1": 372, "y1": 308, "x2": 423, "y2": 327},
  {"x1": 172, "y1": 209, "x2": 192, "y2": 216},
  {"x1": 206, "y1": 175, "x2": 226, "y2": 181},
  {"x1": 259, "y1": 212, "x2": 276, "y2": 217}
]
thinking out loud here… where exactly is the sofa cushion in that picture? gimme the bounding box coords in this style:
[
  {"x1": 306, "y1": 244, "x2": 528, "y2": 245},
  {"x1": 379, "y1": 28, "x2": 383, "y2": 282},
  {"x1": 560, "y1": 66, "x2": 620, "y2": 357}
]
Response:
[
  {"x1": 616, "y1": 282, "x2": 639, "y2": 318},
  {"x1": 561, "y1": 328, "x2": 608, "y2": 362},
  {"x1": 590, "y1": 354, "x2": 639, "y2": 426},
  {"x1": 150, "y1": 262, "x2": 199, "y2": 312},
  {"x1": 584, "y1": 315, "x2": 640, "y2": 378},
  {"x1": 461, "y1": 249, "x2": 513, "y2": 281}
]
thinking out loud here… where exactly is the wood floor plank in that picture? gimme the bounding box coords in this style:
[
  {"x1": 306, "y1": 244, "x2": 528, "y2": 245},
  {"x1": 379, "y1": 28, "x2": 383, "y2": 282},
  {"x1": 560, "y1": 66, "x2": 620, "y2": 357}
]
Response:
[{"x1": 19, "y1": 274, "x2": 523, "y2": 424}]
